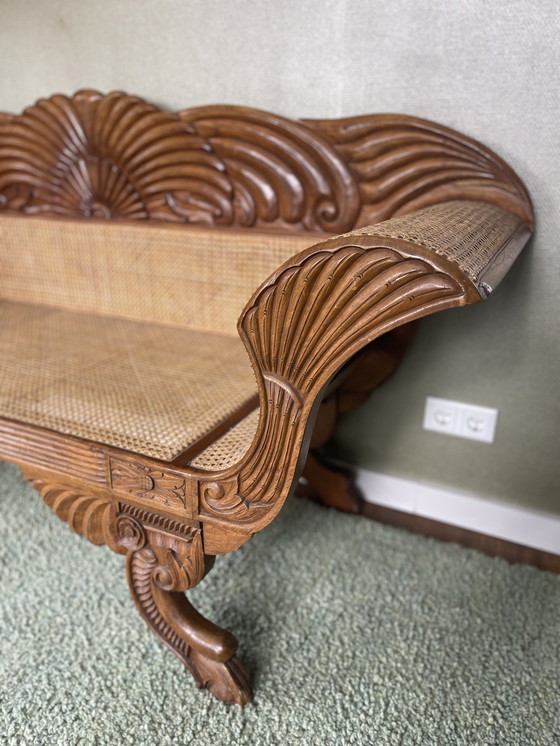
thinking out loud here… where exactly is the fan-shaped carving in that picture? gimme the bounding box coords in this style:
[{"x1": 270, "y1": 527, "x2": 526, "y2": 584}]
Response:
[
  {"x1": 241, "y1": 245, "x2": 464, "y2": 395},
  {"x1": 0, "y1": 90, "x2": 229, "y2": 221},
  {"x1": 197, "y1": 241, "x2": 468, "y2": 533},
  {"x1": 24, "y1": 474, "x2": 112, "y2": 546},
  {"x1": 303, "y1": 115, "x2": 533, "y2": 227}
]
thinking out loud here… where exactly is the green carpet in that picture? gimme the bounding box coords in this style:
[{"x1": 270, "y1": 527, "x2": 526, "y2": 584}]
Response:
[{"x1": 1, "y1": 462, "x2": 559, "y2": 746}]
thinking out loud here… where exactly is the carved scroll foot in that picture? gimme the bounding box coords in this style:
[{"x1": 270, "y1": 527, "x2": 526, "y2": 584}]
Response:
[
  {"x1": 25, "y1": 468, "x2": 252, "y2": 704},
  {"x1": 298, "y1": 452, "x2": 363, "y2": 514},
  {"x1": 126, "y1": 535, "x2": 252, "y2": 705}
]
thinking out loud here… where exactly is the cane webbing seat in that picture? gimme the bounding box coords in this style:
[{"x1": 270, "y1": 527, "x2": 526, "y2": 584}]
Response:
[
  {"x1": 0, "y1": 300, "x2": 258, "y2": 461},
  {"x1": 191, "y1": 408, "x2": 260, "y2": 471},
  {"x1": 0, "y1": 201, "x2": 526, "y2": 465}
]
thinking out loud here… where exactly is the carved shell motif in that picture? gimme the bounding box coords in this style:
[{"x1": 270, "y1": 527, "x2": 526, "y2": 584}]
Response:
[
  {"x1": 241, "y1": 244, "x2": 464, "y2": 397},
  {"x1": 0, "y1": 90, "x2": 233, "y2": 222},
  {"x1": 0, "y1": 91, "x2": 360, "y2": 229}
]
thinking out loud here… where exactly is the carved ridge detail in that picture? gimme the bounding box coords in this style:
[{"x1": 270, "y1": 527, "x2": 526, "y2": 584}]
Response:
[
  {"x1": 302, "y1": 115, "x2": 533, "y2": 227},
  {"x1": 0, "y1": 91, "x2": 532, "y2": 229},
  {"x1": 24, "y1": 471, "x2": 113, "y2": 546},
  {"x1": 200, "y1": 242, "x2": 467, "y2": 532},
  {"x1": 117, "y1": 502, "x2": 199, "y2": 538},
  {"x1": 128, "y1": 545, "x2": 193, "y2": 653},
  {"x1": 262, "y1": 371, "x2": 304, "y2": 408},
  {"x1": 242, "y1": 246, "x2": 464, "y2": 394},
  {"x1": 177, "y1": 105, "x2": 359, "y2": 232},
  {"x1": 0, "y1": 91, "x2": 232, "y2": 222}
]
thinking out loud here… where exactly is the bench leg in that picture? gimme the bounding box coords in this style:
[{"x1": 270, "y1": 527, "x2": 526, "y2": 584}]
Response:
[
  {"x1": 299, "y1": 451, "x2": 362, "y2": 513},
  {"x1": 126, "y1": 546, "x2": 252, "y2": 705},
  {"x1": 301, "y1": 326, "x2": 416, "y2": 513},
  {"x1": 23, "y1": 469, "x2": 252, "y2": 705}
]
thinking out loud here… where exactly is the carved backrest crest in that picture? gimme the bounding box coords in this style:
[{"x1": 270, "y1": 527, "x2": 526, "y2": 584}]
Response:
[{"x1": 0, "y1": 90, "x2": 532, "y2": 231}]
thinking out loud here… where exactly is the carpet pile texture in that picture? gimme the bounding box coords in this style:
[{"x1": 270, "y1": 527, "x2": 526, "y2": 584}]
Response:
[{"x1": 1, "y1": 462, "x2": 558, "y2": 745}]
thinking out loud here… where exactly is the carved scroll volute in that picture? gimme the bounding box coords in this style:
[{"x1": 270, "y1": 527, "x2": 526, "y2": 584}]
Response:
[
  {"x1": 23, "y1": 470, "x2": 206, "y2": 590},
  {"x1": 303, "y1": 115, "x2": 534, "y2": 228},
  {"x1": 178, "y1": 105, "x2": 360, "y2": 232},
  {"x1": 199, "y1": 237, "x2": 473, "y2": 541},
  {"x1": 114, "y1": 510, "x2": 206, "y2": 592}
]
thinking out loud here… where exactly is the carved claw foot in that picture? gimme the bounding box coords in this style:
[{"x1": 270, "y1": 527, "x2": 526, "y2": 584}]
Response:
[
  {"x1": 189, "y1": 645, "x2": 252, "y2": 706},
  {"x1": 122, "y1": 513, "x2": 252, "y2": 705}
]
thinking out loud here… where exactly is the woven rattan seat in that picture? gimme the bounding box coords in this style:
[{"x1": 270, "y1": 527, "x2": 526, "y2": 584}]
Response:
[{"x1": 0, "y1": 300, "x2": 258, "y2": 461}]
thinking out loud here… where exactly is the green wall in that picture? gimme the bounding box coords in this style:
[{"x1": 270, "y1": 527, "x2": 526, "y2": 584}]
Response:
[{"x1": 1, "y1": 0, "x2": 558, "y2": 514}]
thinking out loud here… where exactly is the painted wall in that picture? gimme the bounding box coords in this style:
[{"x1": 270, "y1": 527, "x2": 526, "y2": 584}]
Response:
[{"x1": 1, "y1": 0, "x2": 558, "y2": 514}]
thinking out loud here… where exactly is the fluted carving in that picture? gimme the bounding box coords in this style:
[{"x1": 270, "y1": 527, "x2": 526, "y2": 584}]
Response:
[
  {"x1": 178, "y1": 105, "x2": 360, "y2": 232},
  {"x1": 198, "y1": 238, "x2": 470, "y2": 537},
  {"x1": 0, "y1": 91, "x2": 532, "y2": 230},
  {"x1": 241, "y1": 246, "x2": 463, "y2": 392},
  {"x1": 25, "y1": 472, "x2": 113, "y2": 546},
  {"x1": 303, "y1": 114, "x2": 533, "y2": 227},
  {"x1": 0, "y1": 90, "x2": 228, "y2": 221}
]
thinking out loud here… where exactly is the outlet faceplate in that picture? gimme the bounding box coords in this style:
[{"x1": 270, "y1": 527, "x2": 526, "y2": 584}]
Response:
[{"x1": 423, "y1": 397, "x2": 498, "y2": 443}]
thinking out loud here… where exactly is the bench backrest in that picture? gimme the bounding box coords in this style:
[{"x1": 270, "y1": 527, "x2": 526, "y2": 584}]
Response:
[
  {"x1": 0, "y1": 216, "x2": 313, "y2": 334},
  {"x1": 0, "y1": 91, "x2": 533, "y2": 334}
]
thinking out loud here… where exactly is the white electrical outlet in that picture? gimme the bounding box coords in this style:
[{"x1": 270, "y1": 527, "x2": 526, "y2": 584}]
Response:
[{"x1": 423, "y1": 397, "x2": 498, "y2": 443}]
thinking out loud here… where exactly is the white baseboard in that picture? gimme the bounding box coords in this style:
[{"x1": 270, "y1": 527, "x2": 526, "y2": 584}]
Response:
[{"x1": 355, "y1": 468, "x2": 560, "y2": 556}]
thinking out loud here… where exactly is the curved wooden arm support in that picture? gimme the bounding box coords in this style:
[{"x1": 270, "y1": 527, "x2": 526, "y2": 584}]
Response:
[{"x1": 200, "y1": 199, "x2": 531, "y2": 549}]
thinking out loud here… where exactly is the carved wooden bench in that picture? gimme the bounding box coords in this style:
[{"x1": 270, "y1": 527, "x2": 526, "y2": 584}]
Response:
[{"x1": 0, "y1": 91, "x2": 533, "y2": 704}]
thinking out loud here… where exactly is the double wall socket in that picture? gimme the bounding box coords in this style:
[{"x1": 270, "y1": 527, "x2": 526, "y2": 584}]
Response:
[{"x1": 423, "y1": 396, "x2": 498, "y2": 443}]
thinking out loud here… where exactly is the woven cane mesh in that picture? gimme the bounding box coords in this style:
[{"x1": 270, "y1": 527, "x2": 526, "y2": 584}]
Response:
[
  {"x1": 0, "y1": 201, "x2": 521, "y2": 465},
  {"x1": 190, "y1": 408, "x2": 260, "y2": 470},
  {"x1": 0, "y1": 301, "x2": 257, "y2": 461},
  {"x1": 0, "y1": 217, "x2": 315, "y2": 336},
  {"x1": 345, "y1": 201, "x2": 523, "y2": 284}
]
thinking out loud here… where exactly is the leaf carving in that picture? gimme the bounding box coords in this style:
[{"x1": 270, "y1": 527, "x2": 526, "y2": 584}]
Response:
[{"x1": 110, "y1": 459, "x2": 187, "y2": 510}]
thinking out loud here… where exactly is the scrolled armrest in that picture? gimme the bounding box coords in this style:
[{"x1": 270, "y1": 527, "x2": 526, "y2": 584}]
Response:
[{"x1": 200, "y1": 199, "x2": 532, "y2": 545}]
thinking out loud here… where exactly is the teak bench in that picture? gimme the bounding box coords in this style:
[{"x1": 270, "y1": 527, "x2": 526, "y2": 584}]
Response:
[{"x1": 0, "y1": 91, "x2": 533, "y2": 704}]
